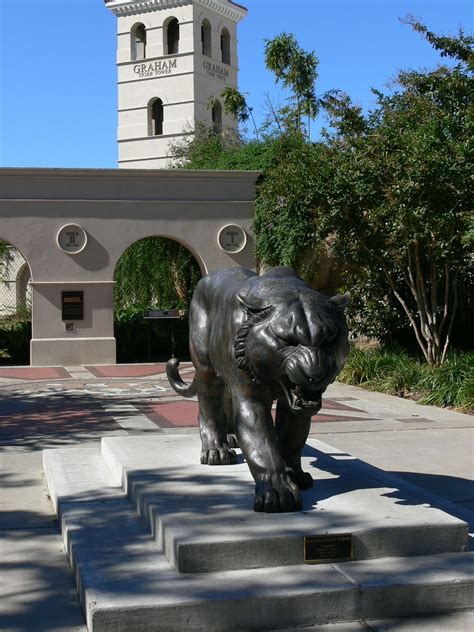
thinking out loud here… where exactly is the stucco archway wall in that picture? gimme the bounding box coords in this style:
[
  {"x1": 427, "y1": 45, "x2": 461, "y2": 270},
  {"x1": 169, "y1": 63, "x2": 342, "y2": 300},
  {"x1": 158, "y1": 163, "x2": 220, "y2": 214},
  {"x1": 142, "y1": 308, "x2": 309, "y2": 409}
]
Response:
[{"x1": 0, "y1": 168, "x2": 259, "y2": 366}]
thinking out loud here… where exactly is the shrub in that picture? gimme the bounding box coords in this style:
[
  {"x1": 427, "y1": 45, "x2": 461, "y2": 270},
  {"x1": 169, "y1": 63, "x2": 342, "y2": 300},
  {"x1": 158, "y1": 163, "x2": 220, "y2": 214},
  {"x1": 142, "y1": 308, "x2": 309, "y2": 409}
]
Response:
[
  {"x1": 0, "y1": 319, "x2": 31, "y2": 365},
  {"x1": 418, "y1": 353, "x2": 474, "y2": 411},
  {"x1": 338, "y1": 347, "x2": 382, "y2": 385},
  {"x1": 338, "y1": 346, "x2": 473, "y2": 412}
]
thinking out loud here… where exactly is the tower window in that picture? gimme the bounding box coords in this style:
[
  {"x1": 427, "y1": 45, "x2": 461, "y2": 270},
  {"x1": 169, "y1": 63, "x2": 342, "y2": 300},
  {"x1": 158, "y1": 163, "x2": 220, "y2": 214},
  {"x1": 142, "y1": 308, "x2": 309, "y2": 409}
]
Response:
[
  {"x1": 149, "y1": 98, "x2": 164, "y2": 136},
  {"x1": 212, "y1": 100, "x2": 222, "y2": 131},
  {"x1": 202, "y1": 20, "x2": 211, "y2": 57},
  {"x1": 131, "y1": 23, "x2": 146, "y2": 60},
  {"x1": 221, "y1": 28, "x2": 231, "y2": 65},
  {"x1": 167, "y1": 18, "x2": 180, "y2": 55}
]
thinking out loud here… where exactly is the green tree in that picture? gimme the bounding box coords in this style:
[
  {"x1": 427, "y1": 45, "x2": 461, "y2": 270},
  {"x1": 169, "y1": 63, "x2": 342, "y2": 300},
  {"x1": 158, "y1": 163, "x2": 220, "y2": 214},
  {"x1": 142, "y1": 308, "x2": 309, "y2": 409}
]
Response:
[
  {"x1": 264, "y1": 32, "x2": 319, "y2": 137},
  {"x1": 171, "y1": 25, "x2": 471, "y2": 364},
  {"x1": 220, "y1": 87, "x2": 249, "y2": 123},
  {"x1": 0, "y1": 241, "x2": 13, "y2": 282},
  {"x1": 220, "y1": 86, "x2": 259, "y2": 138},
  {"x1": 114, "y1": 237, "x2": 201, "y2": 312},
  {"x1": 311, "y1": 21, "x2": 473, "y2": 365},
  {"x1": 0, "y1": 240, "x2": 10, "y2": 264},
  {"x1": 253, "y1": 134, "x2": 320, "y2": 266},
  {"x1": 0, "y1": 240, "x2": 9, "y2": 260},
  {"x1": 171, "y1": 121, "x2": 283, "y2": 172}
]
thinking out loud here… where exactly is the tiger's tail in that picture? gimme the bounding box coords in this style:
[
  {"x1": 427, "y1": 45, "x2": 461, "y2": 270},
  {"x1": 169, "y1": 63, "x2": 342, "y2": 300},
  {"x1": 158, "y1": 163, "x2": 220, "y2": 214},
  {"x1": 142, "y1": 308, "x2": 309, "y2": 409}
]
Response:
[{"x1": 166, "y1": 358, "x2": 197, "y2": 398}]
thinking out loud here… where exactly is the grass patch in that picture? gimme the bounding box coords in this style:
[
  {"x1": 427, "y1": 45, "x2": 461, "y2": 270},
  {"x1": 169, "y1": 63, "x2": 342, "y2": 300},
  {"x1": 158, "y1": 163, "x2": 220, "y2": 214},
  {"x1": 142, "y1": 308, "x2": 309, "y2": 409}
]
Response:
[
  {"x1": 418, "y1": 353, "x2": 474, "y2": 411},
  {"x1": 338, "y1": 346, "x2": 473, "y2": 413}
]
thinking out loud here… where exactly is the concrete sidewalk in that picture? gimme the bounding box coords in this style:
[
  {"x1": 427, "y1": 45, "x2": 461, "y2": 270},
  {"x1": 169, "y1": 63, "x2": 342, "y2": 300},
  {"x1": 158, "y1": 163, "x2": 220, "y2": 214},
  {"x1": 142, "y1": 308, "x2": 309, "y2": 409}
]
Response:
[{"x1": 0, "y1": 364, "x2": 472, "y2": 631}]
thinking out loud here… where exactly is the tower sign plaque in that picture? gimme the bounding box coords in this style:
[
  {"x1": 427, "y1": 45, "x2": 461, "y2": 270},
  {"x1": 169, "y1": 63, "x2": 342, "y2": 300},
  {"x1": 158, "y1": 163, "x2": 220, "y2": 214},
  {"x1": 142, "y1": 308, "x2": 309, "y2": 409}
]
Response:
[
  {"x1": 217, "y1": 224, "x2": 247, "y2": 253},
  {"x1": 56, "y1": 224, "x2": 87, "y2": 254}
]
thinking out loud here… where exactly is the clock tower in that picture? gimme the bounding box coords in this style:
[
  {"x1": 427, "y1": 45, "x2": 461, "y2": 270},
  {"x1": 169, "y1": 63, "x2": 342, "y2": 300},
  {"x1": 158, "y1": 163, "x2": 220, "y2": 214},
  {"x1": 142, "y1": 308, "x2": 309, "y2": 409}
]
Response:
[{"x1": 104, "y1": 0, "x2": 248, "y2": 168}]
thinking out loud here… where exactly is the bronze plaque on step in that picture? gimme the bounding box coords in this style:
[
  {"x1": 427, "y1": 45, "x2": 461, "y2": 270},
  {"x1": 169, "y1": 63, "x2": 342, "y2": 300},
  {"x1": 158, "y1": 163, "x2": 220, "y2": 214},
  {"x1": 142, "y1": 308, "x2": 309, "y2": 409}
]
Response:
[{"x1": 304, "y1": 534, "x2": 353, "y2": 564}]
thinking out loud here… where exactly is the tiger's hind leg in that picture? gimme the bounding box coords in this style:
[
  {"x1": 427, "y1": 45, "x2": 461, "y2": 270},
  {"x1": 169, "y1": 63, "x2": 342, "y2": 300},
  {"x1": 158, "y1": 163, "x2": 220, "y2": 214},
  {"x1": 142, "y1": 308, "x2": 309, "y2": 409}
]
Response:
[
  {"x1": 195, "y1": 363, "x2": 237, "y2": 466},
  {"x1": 224, "y1": 386, "x2": 239, "y2": 448}
]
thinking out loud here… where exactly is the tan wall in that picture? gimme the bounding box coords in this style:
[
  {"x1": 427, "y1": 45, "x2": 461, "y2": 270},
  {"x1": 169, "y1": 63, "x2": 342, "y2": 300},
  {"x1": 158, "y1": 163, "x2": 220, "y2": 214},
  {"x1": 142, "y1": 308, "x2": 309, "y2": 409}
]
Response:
[{"x1": 0, "y1": 168, "x2": 259, "y2": 366}]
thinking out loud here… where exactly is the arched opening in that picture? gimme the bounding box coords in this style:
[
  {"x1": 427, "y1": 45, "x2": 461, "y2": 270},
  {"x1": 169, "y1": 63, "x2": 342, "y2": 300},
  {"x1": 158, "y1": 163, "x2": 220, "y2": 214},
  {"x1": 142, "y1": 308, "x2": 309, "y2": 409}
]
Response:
[
  {"x1": 0, "y1": 240, "x2": 32, "y2": 365},
  {"x1": 148, "y1": 98, "x2": 164, "y2": 136},
  {"x1": 16, "y1": 263, "x2": 31, "y2": 314},
  {"x1": 201, "y1": 19, "x2": 212, "y2": 57},
  {"x1": 212, "y1": 99, "x2": 223, "y2": 131},
  {"x1": 113, "y1": 236, "x2": 202, "y2": 363},
  {"x1": 166, "y1": 18, "x2": 180, "y2": 55},
  {"x1": 221, "y1": 28, "x2": 231, "y2": 65},
  {"x1": 131, "y1": 23, "x2": 146, "y2": 60}
]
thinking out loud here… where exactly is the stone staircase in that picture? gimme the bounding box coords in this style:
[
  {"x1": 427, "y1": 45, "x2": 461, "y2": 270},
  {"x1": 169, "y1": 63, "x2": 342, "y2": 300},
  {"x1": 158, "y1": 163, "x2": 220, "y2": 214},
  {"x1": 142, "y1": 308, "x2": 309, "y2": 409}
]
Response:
[{"x1": 44, "y1": 435, "x2": 474, "y2": 631}]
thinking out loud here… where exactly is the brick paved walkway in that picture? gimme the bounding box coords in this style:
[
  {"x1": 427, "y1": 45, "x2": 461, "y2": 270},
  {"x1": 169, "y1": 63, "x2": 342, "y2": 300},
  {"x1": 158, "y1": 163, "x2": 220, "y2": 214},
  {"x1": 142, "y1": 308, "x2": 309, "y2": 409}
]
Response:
[{"x1": 0, "y1": 364, "x2": 380, "y2": 435}]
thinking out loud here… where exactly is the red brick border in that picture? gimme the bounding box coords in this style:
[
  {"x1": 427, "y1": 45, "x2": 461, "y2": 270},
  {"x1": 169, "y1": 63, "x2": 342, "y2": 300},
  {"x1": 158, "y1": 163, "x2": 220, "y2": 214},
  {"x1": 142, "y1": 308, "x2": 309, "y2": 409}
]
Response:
[
  {"x1": 0, "y1": 367, "x2": 71, "y2": 380},
  {"x1": 85, "y1": 364, "x2": 167, "y2": 378}
]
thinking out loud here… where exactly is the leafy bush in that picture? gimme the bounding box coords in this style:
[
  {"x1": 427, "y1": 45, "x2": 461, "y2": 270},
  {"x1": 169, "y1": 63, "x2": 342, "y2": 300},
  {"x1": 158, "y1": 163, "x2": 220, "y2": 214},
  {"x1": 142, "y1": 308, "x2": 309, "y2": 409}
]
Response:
[
  {"x1": 253, "y1": 134, "x2": 321, "y2": 268},
  {"x1": 0, "y1": 320, "x2": 31, "y2": 365},
  {"x1": 338, "y1": 346, "x2": 473, "y2": 412}
]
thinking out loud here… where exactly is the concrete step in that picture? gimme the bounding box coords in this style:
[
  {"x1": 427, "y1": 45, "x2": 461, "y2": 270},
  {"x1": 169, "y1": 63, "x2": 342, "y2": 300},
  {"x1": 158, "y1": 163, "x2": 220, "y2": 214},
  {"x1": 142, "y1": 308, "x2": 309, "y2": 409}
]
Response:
[
  {"x1": 269, "y1": 611, "x2": 474, "y2": 631},
  {"x1": 43, "y1": 439, "x2": 474, "y2": 632},
  {"x1": 100, "y1": 435, "x2": 468, "y2": 573},
  {"x1": 43, "y1": 446, "x2": 125, "y2": 513},
  {"x1": 54, "y1": 494, "x2": 474, "y2": 631}
]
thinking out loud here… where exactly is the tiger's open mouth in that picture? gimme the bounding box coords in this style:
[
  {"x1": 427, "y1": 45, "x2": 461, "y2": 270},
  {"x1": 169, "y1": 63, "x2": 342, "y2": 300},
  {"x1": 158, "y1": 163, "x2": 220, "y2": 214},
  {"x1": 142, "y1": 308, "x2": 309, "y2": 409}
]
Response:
[{"x1": 280, "y1": 376, "x2": 322, "y2": 414}]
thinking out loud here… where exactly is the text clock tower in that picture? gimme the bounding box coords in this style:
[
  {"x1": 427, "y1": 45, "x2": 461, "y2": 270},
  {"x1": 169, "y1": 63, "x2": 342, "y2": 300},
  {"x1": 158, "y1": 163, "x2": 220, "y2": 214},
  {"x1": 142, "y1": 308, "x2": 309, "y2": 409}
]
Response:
[{"x1": 104, "y1": 0, "x2": 248, "y2": 168}]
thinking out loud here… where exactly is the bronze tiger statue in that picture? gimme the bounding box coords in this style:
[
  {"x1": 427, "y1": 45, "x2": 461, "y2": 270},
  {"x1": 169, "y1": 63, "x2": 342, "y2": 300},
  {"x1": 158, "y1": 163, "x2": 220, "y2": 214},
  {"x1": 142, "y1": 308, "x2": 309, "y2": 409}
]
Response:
[{"x1": 167, "y1": 267, "x2": 349, "y2": 513}]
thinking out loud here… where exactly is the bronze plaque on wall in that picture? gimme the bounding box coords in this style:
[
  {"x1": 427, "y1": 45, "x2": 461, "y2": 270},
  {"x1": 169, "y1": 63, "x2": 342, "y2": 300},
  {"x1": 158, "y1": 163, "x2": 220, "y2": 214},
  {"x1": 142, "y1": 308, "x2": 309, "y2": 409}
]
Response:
[
  {"x1": 304, "y1": 534, "x2": 353, "y2": 564},
  {"x1": 62, "y1": 291, "x2": 84, "y2": 321}
]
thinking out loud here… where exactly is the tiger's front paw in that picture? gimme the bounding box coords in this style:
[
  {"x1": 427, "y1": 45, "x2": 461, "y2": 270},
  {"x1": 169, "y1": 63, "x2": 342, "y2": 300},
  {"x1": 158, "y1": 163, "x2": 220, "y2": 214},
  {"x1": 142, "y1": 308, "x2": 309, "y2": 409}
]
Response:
[
  {"x1": 201, "y1": 447, "x2": 237, "y2": 466},
  {"x1": 254, "y1": 472, "x2": 302, "y2": 513},
  {"x1": 288, "y1": 469, "x2": 313, "y2": 490}
]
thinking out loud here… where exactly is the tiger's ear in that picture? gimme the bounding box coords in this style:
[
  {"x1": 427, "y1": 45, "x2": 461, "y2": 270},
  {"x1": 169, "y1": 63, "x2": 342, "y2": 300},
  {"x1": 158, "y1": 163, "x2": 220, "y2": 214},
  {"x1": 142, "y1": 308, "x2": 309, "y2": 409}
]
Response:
[
  {"x1": 237, "y1": 294, "x2": 272, "y2": 313},
  {"x1": 329, "y1": 292, "x2": 350, "y2": 310}
]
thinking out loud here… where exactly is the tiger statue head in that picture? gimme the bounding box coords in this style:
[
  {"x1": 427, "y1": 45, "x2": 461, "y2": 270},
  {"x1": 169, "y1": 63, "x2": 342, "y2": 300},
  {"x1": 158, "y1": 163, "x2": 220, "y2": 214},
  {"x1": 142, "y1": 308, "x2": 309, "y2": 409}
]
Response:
[{"x1": 235, "y1": 268, "x2": 349, "y2": 415}]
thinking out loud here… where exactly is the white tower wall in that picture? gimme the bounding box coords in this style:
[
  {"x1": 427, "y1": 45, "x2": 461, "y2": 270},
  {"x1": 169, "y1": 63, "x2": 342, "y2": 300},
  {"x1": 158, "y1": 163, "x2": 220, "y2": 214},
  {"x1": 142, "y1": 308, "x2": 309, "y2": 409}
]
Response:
[{"x1": 105, "y1": 0, "x2": 247, "y2": 168}]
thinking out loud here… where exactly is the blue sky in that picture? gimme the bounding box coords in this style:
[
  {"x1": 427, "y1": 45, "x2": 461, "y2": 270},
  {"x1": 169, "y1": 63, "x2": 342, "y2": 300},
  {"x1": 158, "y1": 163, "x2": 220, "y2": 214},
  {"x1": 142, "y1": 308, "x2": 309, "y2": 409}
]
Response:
[{"x1": 0, "y1": 0, "x2": 471, "y2": 168}]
